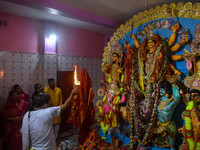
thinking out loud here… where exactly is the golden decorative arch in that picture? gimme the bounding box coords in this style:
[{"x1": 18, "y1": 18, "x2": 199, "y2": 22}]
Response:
[{"x1": 102, "y1": 2, "x2": 200, "y2": 71}]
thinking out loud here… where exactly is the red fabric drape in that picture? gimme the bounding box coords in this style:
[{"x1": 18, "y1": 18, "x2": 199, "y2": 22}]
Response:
[
  {"x1": 67, "y1": 68, "x2": 95, "y2": 145},
  {"x1": 3, "y1": 95, "x2": 29, "y2": 150}
]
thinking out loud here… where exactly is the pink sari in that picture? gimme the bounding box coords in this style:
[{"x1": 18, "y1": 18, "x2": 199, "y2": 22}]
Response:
[{"x1": 3, "y1": 96, "x2": 29, "y2": 150}]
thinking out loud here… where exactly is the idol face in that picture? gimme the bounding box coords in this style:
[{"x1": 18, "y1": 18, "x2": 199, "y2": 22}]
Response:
[
  {"x1": 160, "y1": 88, "x2": 166, "y2": 97},
  {"x1": 147, "y1": 39, "x2": 156, "y2": 48},
  {"x1": 112, "y1": 53, "x2": 119, "y2": 62},
  {"x1": 108, "y1": 89, "x2": 114, "y2": 98}
]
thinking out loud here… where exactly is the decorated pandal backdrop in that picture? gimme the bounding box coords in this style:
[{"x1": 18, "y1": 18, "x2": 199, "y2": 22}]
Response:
[
  {"x1": 0, "y1": 52, "x2": 102, "y2": 112},
  {"x1": 95, "y1": 2, "x2": 200, "y2": 150}
]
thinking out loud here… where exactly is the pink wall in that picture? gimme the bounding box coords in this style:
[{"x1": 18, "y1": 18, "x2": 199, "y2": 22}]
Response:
[
  {"x1": 57, "y1": 25, "x2": 105, "y2": 58},
  {"x1": 0, "y1": 13, "x2": 44, "y2": 53},
  {"x1": 0, "y1": 12, "x2": 105, "y2": 58}
]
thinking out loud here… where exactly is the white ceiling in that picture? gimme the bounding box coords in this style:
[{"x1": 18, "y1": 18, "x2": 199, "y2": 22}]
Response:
[
  {"x1": 0, "y1": 0, "x2": 198, "y2": 34},
  {"x1": 57, "y1": 0, "x2": 167, "y2": 22}
]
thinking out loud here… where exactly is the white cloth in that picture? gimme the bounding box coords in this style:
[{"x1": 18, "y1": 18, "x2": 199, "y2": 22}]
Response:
[
  {"x1": 21, "y1": 106, "x2": 61, "y2": 150},
  {"x1": 53, "y1": 123, "x2": 60, "y2": 138}
]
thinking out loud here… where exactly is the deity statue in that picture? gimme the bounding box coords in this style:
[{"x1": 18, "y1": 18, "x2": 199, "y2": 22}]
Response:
[
  {"x1": 131, "y1": 23, "x2": 188, "y2": 89},
  {"x1": 96, "y1": 82, "x2": 126, "y2": 139},
  {"x1": 129, "y1": 23, "x2": 188, "y2": 146},
  {"x1": 179, "y1": 96, "x2": 200, "y2": 150},
  {"x1": 182, "y1": 24, "x2": 200, "y2": 106},
  {"x1": 104, "y1": 50, "x2": 123, "y2": 84},
  {"x1": 153, "y1": 80, "x2": 181, "y2": 150}
]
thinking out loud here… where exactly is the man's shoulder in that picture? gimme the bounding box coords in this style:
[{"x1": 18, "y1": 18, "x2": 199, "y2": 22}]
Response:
[
  {"x1": 55, "y1": 87, "x2": 61, "y2": 91},
  {"x1": 44, "y1": 87, "x2": 50, "y2": 92},
  {"x1": 23, "y1": 111, "x2": 29, "y2": 119}
]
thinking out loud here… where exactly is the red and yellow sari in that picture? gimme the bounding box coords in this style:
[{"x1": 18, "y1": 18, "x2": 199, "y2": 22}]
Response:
[
  {"x1": 3, "y1": 95, "x2": 29, "y2": 150},
  {"x1": 67, "y1": 68, "x2": 95, "y2": 145}
]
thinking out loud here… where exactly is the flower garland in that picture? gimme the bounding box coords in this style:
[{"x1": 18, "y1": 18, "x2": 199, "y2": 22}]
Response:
[
  {"x1": 183, "y1": 101, "x2": 200, "y2": 150},
  {"x1": 130, "y1": 36, "x2": 169, "y2": 148},
  {"x1": 131, "y1": 37, "x2": 168, "y2": 96},
  {"x1": 139, "y1": 82, "x2": 160, "y2": 146},
  {"x1": 138, "y1": 44, "x2": 162, "y2": 81},
  {"x1": 131, "y1": 52, "x2": 141, "y2": 140},
  {"x1": 131, "y1": 49, "x2": 160, "y2": 147},
  {"x1": 159, "y1": 37, "x2": 168, "y2": 79},
  {"x1": 129, "y1": 58, "x2": 135, "y2": 149},
  {"x1": 131, "y1": 57, "x2": 154, "y2": 96},
  {"x1": 158, "y1": 96, "x2": 174, "y2": 111}
]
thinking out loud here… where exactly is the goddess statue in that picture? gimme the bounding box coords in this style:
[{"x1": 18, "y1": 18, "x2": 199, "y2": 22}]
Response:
[
  {"x1": 104, "y1": 50, "x2": 123, "y2": 84},
  {"x1": 128, "y1": 23, "x2": 188, "y2": 146},
  {"x1": 131, "y1": 23, "x2": 188, "y2": 89}
]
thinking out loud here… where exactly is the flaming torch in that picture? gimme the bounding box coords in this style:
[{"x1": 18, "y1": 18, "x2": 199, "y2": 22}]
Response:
[
  {"x1": 73, "y1": 65, "x2": 80, "y2": 99},
  {"x1": 74, "y1": 65, "x2": 80, "y2": 86}
]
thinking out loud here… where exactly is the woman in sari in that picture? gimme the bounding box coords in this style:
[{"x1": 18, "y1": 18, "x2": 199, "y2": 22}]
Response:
[
  {"x1": 3, "y1": 90, "x2": 29, "y2": 150},
  {"x1": 67, "y1": 68, "x2": 95, "y2": 145},
  {"x1": 13, "y1": 84, "x2": 29, "y2": 103}
]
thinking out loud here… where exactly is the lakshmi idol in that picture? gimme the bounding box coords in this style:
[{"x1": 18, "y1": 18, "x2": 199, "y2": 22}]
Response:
[{"x1": 104, "y1": 49, "x2": 123, "y2": 85}]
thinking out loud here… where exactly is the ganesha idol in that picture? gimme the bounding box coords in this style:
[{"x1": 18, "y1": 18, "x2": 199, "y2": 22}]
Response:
[{"x1": 96, "y1": 82, "x2": 126, "y2": 139}]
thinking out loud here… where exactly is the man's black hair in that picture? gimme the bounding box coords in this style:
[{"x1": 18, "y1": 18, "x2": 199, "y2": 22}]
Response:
[
  {"x1": 48, "y1": 78, "x2": 54, "y2": 83},
  {"x1": 31, "y1": 94, "x2": 49, "y2": 110}
]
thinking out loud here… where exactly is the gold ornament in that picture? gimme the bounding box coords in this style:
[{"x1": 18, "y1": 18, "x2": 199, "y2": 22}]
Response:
[
  {"x1": 184, "y1": 2, "x2": 192, "y2": 11},
  {"x1": 182, "y1": 49, "x2": 197, "y2": 62},
  {"x1": 166, "y1": 74, "x2": 179, "y2": 84},
  {"x1": 177, "y1": 2, "x2": 184, "y2": 10},
  {"x1": 97, "y1": 88, "x2": 104, "y2": 97}
]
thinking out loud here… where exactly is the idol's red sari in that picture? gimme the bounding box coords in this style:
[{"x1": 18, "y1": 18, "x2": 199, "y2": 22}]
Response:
[
  {"x1": 67, "y1": 68, "x2": 95, "y2": 145},
  {"x1": 3, "y1": 96, "x2": 29, "y2": 150}
]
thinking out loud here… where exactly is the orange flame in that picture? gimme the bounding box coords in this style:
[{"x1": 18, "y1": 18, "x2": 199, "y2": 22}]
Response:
[
  {"x1": 0, "y1": 70, "x2": 4, "y2": 78},
  {"x1": 74, "y1": 65, "x2": 80, "y2": 85}
]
